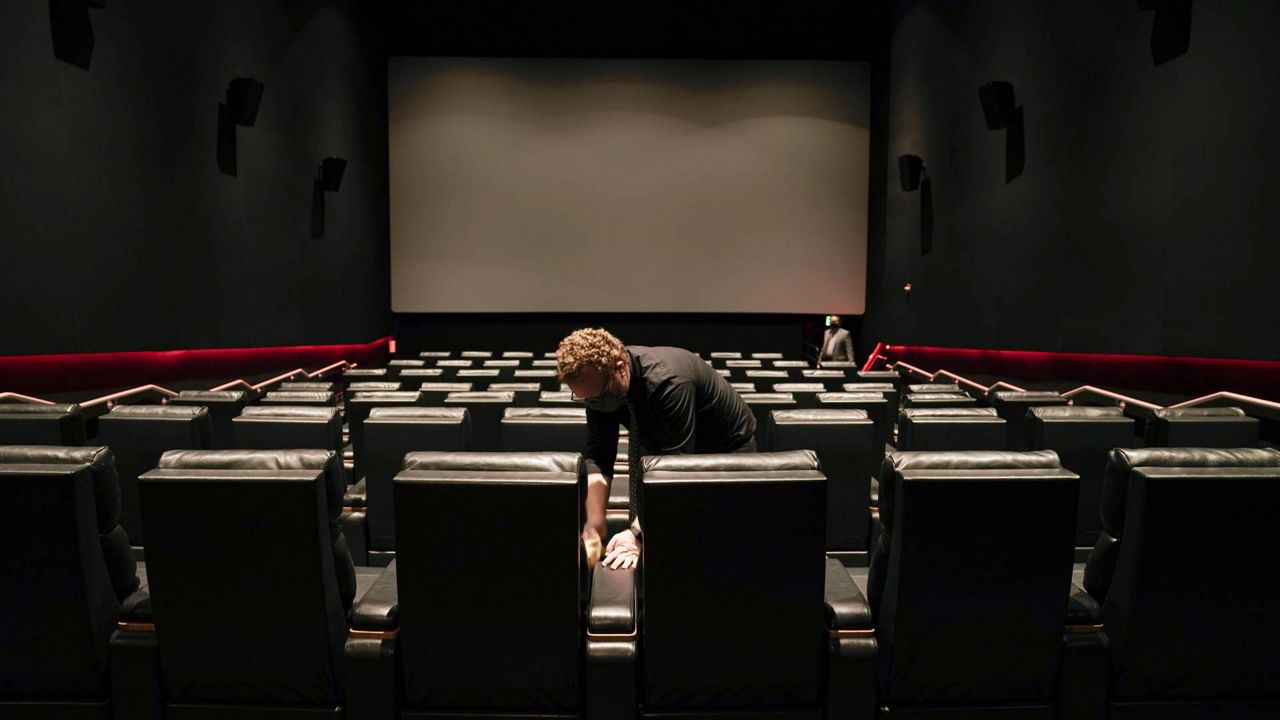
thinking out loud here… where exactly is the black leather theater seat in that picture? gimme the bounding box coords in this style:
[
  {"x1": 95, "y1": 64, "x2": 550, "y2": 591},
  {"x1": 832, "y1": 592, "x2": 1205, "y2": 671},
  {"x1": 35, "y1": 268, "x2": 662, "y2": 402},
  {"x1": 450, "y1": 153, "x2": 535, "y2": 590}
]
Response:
[
  {"x1": 741, "y1": 392, "x2": 798, "y2": 450},
  {"x1": 1083, "y1": 447, "x2": 1280, "y2": 719},
  {"x1": 742, "y1": 368, "x2": 788, "y2": 383},
  {"x1": 170, "y1": 390, "x2": 249, "y2": 450},
  {"x1": 488, "y1": 382, "x2": 543, "y2": 407},
  {"x1": 819, "y1": 392, "x2": 892, "y2": 450},
  {"x1": 346, "y1": 381, "x2": 404, "y2": 394},
  {"x1": 397, "y1": 368, "x2": 444, "y2": 383},
  {"x1": 772, "y1": 382, "x2": 829, "y2": 409},
  {"x1": 896, "y1": 407, "x2": 1006, "y2": 451},
  {"x1": 987, "y1": 390, "x2": 1069, "y2": 449},
  {"x1": 341, "y1": 367, "x2": 388, "y2": 394},
  {"x1": 260, "y1": 390, "x2": 338, "y2": 406},
  {"x1": 539, "y1": 390, "x2": 577, "y2": 405},
  {"x1": 112, "y1": 449, "x2": 362, "y2": 719},
  {"x1": 501, "y1": 406, "x2": 586, "y2": 452},
  {"x1": 231, "y1": 405, "x2": 343, "y2": 455},
  {"x1": 1142, "y1": 406, "x2": 1260, "y2": 448},
  {"x1": 98, "y1": 405, "x2": 214, "y2": 546},
  {"x1": 0, "y1": 402, "x2": 87, "y2": 445},
  {"x1": 417, "y1": 381, "x2": 473, "y2": 405},
  {"x1": 346, "y1": 452, "x2": 591, "y2": 719},
  {"x1": 279, "y1": 381, "x2": 335, "y2": 392},
  {"x1": 512, "y1": 368, "x2": 560, "y2": 391},
  {"x1": 628, "y1": 451, "x2": 874, "y2": 718},
  {"x1": 443, "y1": 391, "x2": 515, "y2": 451},
  {"x1": 902, "y1": 392, "x2": 978, "y2": 409},
  {"x1": 0, "y1": 445, "x2": 140, "y2": 720},
  {"x1": 361, "y1": 407, "x2": 470, "y2": 559},
  {"x1": 907, "y1": 382, "x2": 964, "y2": 394},
  {"x1": 803, "y1": 368, "x2": 854, "y2": 391},
  {"x1": 769, "y1": 408, "x2": 879, "y2": 559},
  {"x1": 387, "y1": 359, "x2": 426, "y2": 378},
  {"x1": 347, "y1": 391, "x2": 424, "y2": 485},
  {"x1": 417, "y1": 351, "x2": 452, "y2": 360},
  {"x1": 856, "y1": 369, "x2": 899, "y2": 386},
  {"x1": 1026, "y1": 406, "x2": 1139, "y2": 556},
  {"x1": 867, "y1": 450, "x2": 1102, "y2": 718}
]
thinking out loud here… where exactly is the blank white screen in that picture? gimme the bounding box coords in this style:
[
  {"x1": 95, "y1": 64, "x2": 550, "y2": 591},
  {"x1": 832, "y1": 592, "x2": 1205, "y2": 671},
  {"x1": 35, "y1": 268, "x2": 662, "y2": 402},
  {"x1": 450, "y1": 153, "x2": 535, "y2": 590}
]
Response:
[{"x1": 389, "y1": 57, "x2": 869, "y2": 314}]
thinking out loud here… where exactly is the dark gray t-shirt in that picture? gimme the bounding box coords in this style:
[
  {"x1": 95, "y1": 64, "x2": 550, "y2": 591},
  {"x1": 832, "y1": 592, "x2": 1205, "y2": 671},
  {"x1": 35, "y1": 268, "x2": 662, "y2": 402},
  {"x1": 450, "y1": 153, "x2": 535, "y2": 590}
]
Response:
[{"x1": 583, "y1": 345, "x2": 756, "y2": 479}]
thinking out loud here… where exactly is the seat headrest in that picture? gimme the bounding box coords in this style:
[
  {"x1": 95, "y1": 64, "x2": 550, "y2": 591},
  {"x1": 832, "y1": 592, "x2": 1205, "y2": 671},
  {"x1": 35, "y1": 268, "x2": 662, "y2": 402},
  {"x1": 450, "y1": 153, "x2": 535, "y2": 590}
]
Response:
[
  {"x1": 503, "y1": 351, "x2": 534, "y2": 358},
  {"x1": 483, "y1": 360, "x2": 520, "y2": 367},
  {"x1": 175, "y1": 390, "x2": 247, "y2": 401},
  {"x1": 503, "y1": 407, "x2": 587, "y2": 420},
  {"x1": 1101, "y1": 447, "x2": 1280, "y2": 533},
  {"x1": 445, "y1": 391, "x2": 516, "y2": 403},
  {"x1": 107, "y1": 404, "x2": 209, "y2": 419},
  {"x1": 0, "y1": 403, "x2": 81, "y2": 417},
  {"x1": 856, "y1": 369, "x2": 896, "y2": 375},
  {"x1": 278, "y1": 382, "x2": 334, "y2": 391},
  {"x1": 902, "y1": 407, "x2": 998, "y2": 418},
  {"x1": 399, "y1": 369, "x2": 444, "y2": 377},
  {"x1": 803, "y1": 370, "x2": 847, "y2": 377},
  {"x1": 457, "y1": 369, "x2": 500, "y2": 376},
  {"x1": 262, "y1": 391, "x2": 334, "y2": 401},
  {"x1": 540, "y1": 391, "x2": 574, "y2": 401},
  {"x1": 489, "y1": 383, "x2": 542, "y2": 391},
  {"x1": 514, "y1": 369, "x2": 557, "y2": 376},
  {"x1": 238, "y1": 406, "x2": 339, "y2": 420},
  {"x1": 642, "y1": 450, "x2": 819, "y2": 474},
  {"x1": 420, "y1": 383, "x2": 473, "y2": 391},
  {"x1": 158, "y1": 448, "x2": 337, "y2": 471},
  {"x1": 819, "y1": 392, "x2": 888, "y2": 401},
  {"x1": 348, "y1": 391, "x2": 422, "y2": 402},
  {"x1": 844, "y1": 383, "x2": 895, "y2": 391},
  {"x1": 419, "y1": 351, "x2": 451, "y2": 357},
  {"x1": 887, "y1": 449, "x2": 1062, "y2": 473},
  {"x1": 990, "y1": 390, "x2": 1063, "y2": 400},
  {"x1": 368, "y1": 407, "x2": 467, "y2": 421},
  {"x1": 0, "y1": 444, "x2": 112, "y2": 467},
  {"x1": 344, "y1": 368, "x2": 388, "y2": 377},
  {"x1": 401, "y1": 451, "x2": 582, "y2": 474},
  {"x1": 745, "y1": 370, "x2": 788, "y2": 377},
  {"x1": 771, "y1": 409, "x2": 870, "y2": 423},
  {"x1": 1031, "y1": 405, "x2": 1125, "y2": 420},
  {"x1": 908, "y1": 383, "x2": 962, "y2": 393},
  {"x1": 772, "y1": 383, "x2": 827, "y2": 392},
  {"x1": 1153, "y1": 406, "x2": 1247, "y2": 419},
  {"x1": 741, "y1": 393, "x2": 796, "y2": 403},
  {"x1": 347, "y1": 382, "x2": 403, "y2": 392},
  {"x1": 388, "y1": 359, "x2": 425, "y2": 367}
]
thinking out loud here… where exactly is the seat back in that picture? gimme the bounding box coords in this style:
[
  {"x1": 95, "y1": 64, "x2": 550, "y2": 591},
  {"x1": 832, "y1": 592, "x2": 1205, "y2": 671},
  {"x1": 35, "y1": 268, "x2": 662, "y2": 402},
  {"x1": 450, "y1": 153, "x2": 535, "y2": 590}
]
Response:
[
  {"x1": 988, "y1": 391, "x2": 1068, "y2": 449},
  {"x1": 871, "y1": 450, "x2": 1077, "y2": 710},
  {"x1": 98, "y1": 405, "x2": 214, "y2": 545},
  {"x1": 801, "y1": 369, "x2": 851, "y2": 392},
  {"x1": 346, "y1": 391, "x2": 424, "y2": 482},
  {"x1": 897, "y1": 407, "x2": 1005, "y2": 451},
  {"x1": 489, "y1": 382, "x2": 543, "y2": 407},
  {"x1": 818, "y1": 392, "x2": 891, "y2": 452},
  {"x1": 346, "y1": 381, "x2": 403, "y2": 394},
  {"x1": 1027, "y1": 406, "x2": 1139, "y2": 547},
  {"x1": 443, "y1": 392, "x2": 515, "y2": 451},
  {"x1": 418, "y1": 382, "x2": 474, "y2": 405},
  {"x1": 1143, "y1": 407, "x2": 1260, "y2": 448},
  {"x1": 740, "y1": 392, "x2": 797, "y2": 450},
  {"x1": 0, "y1": 445, "x2": 138, "y2": 702},
  {"x1": 141, "y1": 449, "x2": 349, "y2": 709},
  {"x1": 844, "y1": 382, "x2": 899, "y2": 418},
  {"x1": 260, "y1": 390, "x2": 337, "y2": 407},
  {"x1": 231, "y1": 406, "x2": 342, "y2": 454},
  {"x1": 769, "y1": 409, "x2": 878, "y2": 550},
  {"x1": 771, "y1": 382, "x2": 827, "y2": 409},
  {"x1": 0, "y1": 403, "x2": 86, "y2": 445},
  {"x1": 394, "y1": 452, "x2": 585, "y2": 712},
  {"x1": 363, "y1": 408, "x2": 470, "y2": 550},
  {"x1": 278, "y1": 382, "x2": 335, "y2": 392},
  {"x1": 500, "y1": 407, "x2": 586, "y2": 452},
  {"x1": 907, "y1": 383, "x2": 963, "y2": 394},
  {"x1": 170, "y1": 390, "x2": 249, "y2": 449},
  {"x1": 512, "y1": 368, "x2": 560, "y2": 392},
  {"x1": 639, "y1": 451, "x2": 827, "y2": 712},
  {"x1": 1084, "y1": 447, "x2": 1280, "y2": 703},
  {"x1": 340, "y1": 367, "x2": 388, "y2": 395},
  {"x1": 902, "y1": 392, "x2": 977, "y2": 409}
]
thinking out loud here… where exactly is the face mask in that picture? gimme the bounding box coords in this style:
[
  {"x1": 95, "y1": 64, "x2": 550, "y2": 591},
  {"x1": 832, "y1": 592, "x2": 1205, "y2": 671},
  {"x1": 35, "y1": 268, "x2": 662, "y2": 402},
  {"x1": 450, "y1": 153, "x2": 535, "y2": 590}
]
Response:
[{"x1": 582, "y1": 393, "x2": 626, "y2": 413}]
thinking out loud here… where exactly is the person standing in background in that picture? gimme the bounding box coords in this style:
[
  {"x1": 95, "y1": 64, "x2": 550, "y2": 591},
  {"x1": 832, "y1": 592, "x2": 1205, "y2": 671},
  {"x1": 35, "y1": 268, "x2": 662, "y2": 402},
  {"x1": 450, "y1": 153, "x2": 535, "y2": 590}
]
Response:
[{"x1": 819, "y1": 314, "x2": 855, "y2": 365}]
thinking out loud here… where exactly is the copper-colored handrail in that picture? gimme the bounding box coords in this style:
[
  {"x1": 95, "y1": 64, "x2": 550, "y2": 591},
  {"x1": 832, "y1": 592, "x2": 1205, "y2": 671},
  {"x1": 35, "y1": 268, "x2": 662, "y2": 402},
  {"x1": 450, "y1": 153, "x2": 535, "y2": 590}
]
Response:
[
  {"x1": 1061, "y1": 385, "x2": 1162, "y2": 411},
  {"x1": 306, "y1": 360, "x2": 350, "y2": 379},
  {"x1": 988, "y1": 380, "x2": 1029, "y2": 393},
  {"x1": 0, "y1": 392, "x2": 56, "y2": 405},
  {"x1": 1168, "y1": 391, "x2": 1280, "y2": 413},
  {"x1": 81, "y1": 384, "x2": 179, "y2": 409},
  {"x1": 891, "y1": 361, "x2": 934, "y2": 380}
]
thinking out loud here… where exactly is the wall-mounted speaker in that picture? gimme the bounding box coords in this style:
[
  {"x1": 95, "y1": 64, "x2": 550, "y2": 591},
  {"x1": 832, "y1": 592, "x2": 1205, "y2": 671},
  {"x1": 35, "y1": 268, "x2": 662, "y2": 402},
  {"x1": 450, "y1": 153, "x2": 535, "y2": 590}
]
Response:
[
  {"x1": 898, "y1": 154, "x2": 925, "y2": 192},
  {"x1": 225, "y1": 78, "x2": 264, "y2": 127},
  {"x1": 978, "y1": 81, "x2": 1016, "y2": 130},
  {"x1": 319, "y1": 157, "x2": 347, "y2": 192},
  {"x1": 50, "y1": 0, "x2": 96, "y2": 69}
]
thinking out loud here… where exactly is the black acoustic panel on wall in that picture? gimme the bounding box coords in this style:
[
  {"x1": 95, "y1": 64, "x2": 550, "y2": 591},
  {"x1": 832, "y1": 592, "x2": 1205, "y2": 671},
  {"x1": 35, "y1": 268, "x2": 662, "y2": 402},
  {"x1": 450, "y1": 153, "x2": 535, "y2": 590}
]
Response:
[
  {"x1": 49, "y1": 0, "x2": 95, "y2": 69},
  {"x1": 226, "y1": 78, "x2": 264, "y2": 127},
  {"x1": 978, "y1": 81, "x2": 1016, "y2": 130},
  {"x1": 1141, "y1": 0, "x2": 1192, "y2": 65},
  {"x1": 898, "y1": 154, "x2": 924, "y2": 192}
]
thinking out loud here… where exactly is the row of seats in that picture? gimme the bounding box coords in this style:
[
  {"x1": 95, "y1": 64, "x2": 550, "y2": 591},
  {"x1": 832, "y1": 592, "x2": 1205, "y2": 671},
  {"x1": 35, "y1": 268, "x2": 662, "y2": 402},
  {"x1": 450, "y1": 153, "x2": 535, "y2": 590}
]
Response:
[{"x1": 5, "y1": 445, "x2": 1277, "y2": 717}]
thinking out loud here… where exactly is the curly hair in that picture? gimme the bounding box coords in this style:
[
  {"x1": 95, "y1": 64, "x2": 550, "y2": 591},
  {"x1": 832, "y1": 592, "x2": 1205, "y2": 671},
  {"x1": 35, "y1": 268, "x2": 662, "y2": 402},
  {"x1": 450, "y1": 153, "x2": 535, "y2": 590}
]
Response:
[{"x1": 556, "y1": 328, "x2": 627, "y2": 381}]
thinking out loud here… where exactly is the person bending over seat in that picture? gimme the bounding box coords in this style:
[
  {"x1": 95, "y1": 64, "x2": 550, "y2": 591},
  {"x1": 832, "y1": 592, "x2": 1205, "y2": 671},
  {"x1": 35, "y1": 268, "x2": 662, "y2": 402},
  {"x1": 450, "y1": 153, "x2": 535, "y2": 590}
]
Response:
[{"x1": 557, "y1": 328, "x2": 757, "y2": 570}]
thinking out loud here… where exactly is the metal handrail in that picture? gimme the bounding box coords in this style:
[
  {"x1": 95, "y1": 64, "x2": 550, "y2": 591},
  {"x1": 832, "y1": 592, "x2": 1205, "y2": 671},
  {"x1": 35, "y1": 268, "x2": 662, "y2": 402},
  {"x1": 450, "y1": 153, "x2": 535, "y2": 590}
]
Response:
[
  {"x1": 81, "y1": 384, "x2": 179, "y2": 409},
  {"x1": 1061, "y1": 385, "x2": 1162, "y2": 411},
  {"x1": 0, "y1": 392, "x2": 56, "y2": 405},
  {"x1": 307, "y1": 360, "x2": 350, "y2": 379},
  {"x1": 1168, "y1": 391, "x2": 1280, "y2": 413}
]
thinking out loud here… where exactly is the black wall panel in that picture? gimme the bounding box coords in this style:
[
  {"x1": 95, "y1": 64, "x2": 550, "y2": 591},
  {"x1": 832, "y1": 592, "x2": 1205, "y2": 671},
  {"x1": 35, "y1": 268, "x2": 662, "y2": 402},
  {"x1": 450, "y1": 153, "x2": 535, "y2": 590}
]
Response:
[
  {"x1": 0, "y1": 0, "x2": 390, "y2": 356},
  {"x1": 862, "y1": 1, "x2": 1280, "y2": 361}
]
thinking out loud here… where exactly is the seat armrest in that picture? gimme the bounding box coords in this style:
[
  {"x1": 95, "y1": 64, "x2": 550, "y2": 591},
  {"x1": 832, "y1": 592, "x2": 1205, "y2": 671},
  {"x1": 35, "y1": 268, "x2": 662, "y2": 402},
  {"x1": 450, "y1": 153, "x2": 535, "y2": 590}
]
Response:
[
  {"x1": 121, "y1": 585, "x2": 153, "y2": 624},
  {"x1": 1067, "y1": 582, "x2": 1101, "y2": 626},
  {"x1": 344, "y1": 477, "x2": 367, "y2": 509},
  {"x1": 824, "y1": 558, "x2": 873, "y2": 631},
  {"x1": 588, "y1": 566, "x2": 636, "y2": 636},
  {"x1": 350, "y1": 561, "x2": 398, "y2": 633}
]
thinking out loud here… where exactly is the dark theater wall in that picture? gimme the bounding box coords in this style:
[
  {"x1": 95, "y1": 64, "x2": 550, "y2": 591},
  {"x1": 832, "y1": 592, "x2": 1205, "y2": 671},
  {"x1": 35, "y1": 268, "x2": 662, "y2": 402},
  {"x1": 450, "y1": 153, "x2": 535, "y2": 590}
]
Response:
[
  {"x1": 0, "y1": 1, "x2": 390, "y2": 356},
  {"x1": 862, "y1": 1, "x2": 1280, "y2": 361}
]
